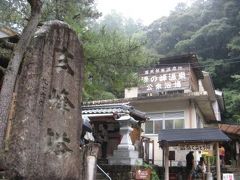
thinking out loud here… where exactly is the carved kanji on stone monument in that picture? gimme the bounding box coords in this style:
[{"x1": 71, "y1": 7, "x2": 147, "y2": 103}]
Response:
[
  {"x1": 46, "y1": 128, "x2": 72, "y2": 156},
  {"x1": 49, "y1": 88, "x2": 75, "y2": 113},
  {"x1": 5, "y1": 21, "x2": 84, "y2": 179},
  {"x1": 55, "y1": 47, "x2": 74, "y2": 76}
]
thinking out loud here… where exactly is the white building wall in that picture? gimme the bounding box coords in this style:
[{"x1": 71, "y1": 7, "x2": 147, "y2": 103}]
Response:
[{"x1": 139, "y1": 100, "x2": 188, "y2": 165}]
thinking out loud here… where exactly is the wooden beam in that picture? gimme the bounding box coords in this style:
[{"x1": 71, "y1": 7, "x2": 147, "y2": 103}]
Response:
[{"x1": 152, "y1": 140, "x2": 154, "y2": 164}]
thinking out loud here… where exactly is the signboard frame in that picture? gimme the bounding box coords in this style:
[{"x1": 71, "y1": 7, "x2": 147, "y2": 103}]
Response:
[{"x1": 138, "y1": 64, "x2": 191, "y2": 95}]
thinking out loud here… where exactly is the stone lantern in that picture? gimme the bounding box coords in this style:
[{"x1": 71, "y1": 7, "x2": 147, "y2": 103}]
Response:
[{"x1": 108, "y1": 114, "x2": 143, "y2": 165}]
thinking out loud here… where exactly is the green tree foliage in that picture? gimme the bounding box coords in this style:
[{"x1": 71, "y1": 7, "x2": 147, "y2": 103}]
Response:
[
  {"x1": 175, "y1": 18, "x2": 235, "y2": 58},
  {"x1": 0, "y1": 0, "x2": 29, "y2": 30},
  {"x1": 146, "y1": 0, "x2": 240, "y2": 122},
  {"x1": 83, "y1": 13, "x2": 157, "y2": 100},
  {"x1": 0, "y1": 0, "x2": 101, "y2": 31},
  {"x1": 41, "y1": 0, "x2": 101, "y2": 34}
]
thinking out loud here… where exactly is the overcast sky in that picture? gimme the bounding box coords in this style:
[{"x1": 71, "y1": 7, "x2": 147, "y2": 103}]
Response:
[{"x1": 96, "y1": 0, "x2": 193, "y2": 25}]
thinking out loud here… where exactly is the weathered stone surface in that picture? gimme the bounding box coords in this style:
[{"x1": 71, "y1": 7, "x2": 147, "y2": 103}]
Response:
[{"x1": 5, "y1": 20, "x2": 84, "y2": 179}]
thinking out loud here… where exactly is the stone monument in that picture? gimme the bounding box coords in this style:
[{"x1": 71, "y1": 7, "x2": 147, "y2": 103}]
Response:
[{"x1": 5, "y1": 21, "x2": 84, "y2": 179}]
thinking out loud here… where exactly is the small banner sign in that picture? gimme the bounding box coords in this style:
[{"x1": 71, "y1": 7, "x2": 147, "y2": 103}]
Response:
[{"x1": 179, "y1": 144, "x2": 211, "y2": 151}]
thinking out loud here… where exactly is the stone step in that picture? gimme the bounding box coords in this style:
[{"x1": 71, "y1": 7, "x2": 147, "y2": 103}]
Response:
[
  {"x1": 108, "y1": 157, "x2": 143, "y2": 165},
  {"x1": 97, "y1": 158, "x2": 108, "y2": 165},
  {"x1": 96, "y1": 173, "x2": 108, "y2": 180},
  {"x1": 112, "y1": 149, "x2": 139, "y2": 158},
  {"x1": 96, "y1": 170, "x2": 109, "y2": 180}
]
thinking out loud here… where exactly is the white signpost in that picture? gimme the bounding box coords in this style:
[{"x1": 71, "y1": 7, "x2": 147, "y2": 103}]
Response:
[{"x1": 223, "y1": 173, "x2": 234, "y2": 180}]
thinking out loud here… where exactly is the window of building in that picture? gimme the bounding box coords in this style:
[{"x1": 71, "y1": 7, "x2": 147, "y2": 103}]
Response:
[{"x1": 145, "y1": 111, "x2": 184, "y2": 134}]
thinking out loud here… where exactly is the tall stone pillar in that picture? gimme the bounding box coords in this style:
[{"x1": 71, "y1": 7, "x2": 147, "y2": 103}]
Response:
[
  {"x1": 108, "y1": 114, "x2": 143, "y2": 165},
  {"x1": 5, "y1": 21, "x2": 84, "y2": 179}
]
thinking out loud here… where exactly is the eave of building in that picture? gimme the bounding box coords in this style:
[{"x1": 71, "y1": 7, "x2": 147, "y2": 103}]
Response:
[
  {"x1": 83, "y1": 91, "x2": 217, "y2": 121},
  {"x1": 215, "y1": 90, "x2": 225, "y2": 111},
  {"x1": 201, "y1": 72, "x2": 225, "y2": 111},
  {"x1": 131, "y1": 92, "x2": 216, "y2": 121},
  {"x1": 202, "y1": 71, "x2": 216, "y2": 101},
  {"x1": 156, "y1": 53, "x2": 204, "y2": 79}
]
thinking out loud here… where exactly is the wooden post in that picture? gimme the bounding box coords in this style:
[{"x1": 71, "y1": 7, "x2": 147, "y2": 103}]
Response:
[
  {"x1": 216, "y1": 142, "x2": 221, "y2": 180},
  {"x1": 152, "y1": 140, "x2": 154, "y2": 164},
  {"x1": 164, "y1": 143, "x2": 169, "y2": 180},
  {"x1": 236, "y1": 141, "x2": 240, "y2": 168},
  {"x1": 162, "y1": 148, "x2": 165, "y2": 167},
  {"x1": 206, "y1": 156, "x2": 209, "y2": 172}
]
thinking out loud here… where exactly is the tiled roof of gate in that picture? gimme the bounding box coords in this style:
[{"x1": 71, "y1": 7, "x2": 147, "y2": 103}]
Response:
[
  {"x1": 82, "y1": 103, "x2": 148, "y2": 121},
  {"x1": 82, "y1": 104, "x2": 128, "y2": 114},
  {"x1": 158, "y1": 128, "x2": 230, "y2": 146}
]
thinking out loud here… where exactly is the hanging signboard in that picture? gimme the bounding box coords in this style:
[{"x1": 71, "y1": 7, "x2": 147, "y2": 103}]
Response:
[
  {"x1": 179, "y1": 144, "x2": 211, "y2": 151},
  {"x1": 138, "y1": 65, "x2": 190, "y2": 95},
  {"x1": 135, "y1": 169, "x2": 151, "y2": 180}
]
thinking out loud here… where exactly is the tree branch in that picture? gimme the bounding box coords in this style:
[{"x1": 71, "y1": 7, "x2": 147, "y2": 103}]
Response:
[
  {"x1": 0, "y1": 0, "x2": 43, "y2": 149},
  {"x1": 27, "y1": 0, "x2": 43, "y2": 14}
]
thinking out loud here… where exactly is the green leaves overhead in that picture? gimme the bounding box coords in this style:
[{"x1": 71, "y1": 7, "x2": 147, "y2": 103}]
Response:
[
  {"x1": 83, "y1": 22, "x2": 155, "y2": 100},
  {"x1": 80, "y1": 11, "x2": 158, "y2": 100},
  {"x1": 0, "y1": 0, "x2": 101, "y2": 31},
  {"x1": 0, "y1": 0, "x2": 29, "y2": 30}
]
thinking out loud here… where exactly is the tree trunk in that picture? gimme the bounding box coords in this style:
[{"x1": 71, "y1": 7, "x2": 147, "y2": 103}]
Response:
[{"x1": 0, "y1": 0, "x2": 42, "y2": 149}]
